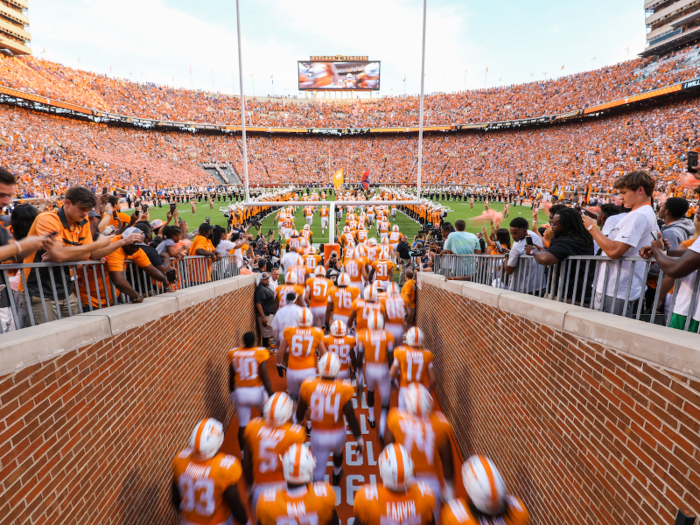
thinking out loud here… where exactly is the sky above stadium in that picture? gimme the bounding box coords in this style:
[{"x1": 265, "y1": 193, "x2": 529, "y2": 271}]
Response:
[{"x1": 32, "y1": 0, "x2": 647, "y2": 98}]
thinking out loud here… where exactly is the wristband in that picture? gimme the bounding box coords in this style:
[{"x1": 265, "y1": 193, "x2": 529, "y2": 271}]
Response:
[
  {"x1": 587, "y1": 225, "x2": 594, "y2": 231},
  {"x1": 14, "y1": 240, "x2": 22, "y2": 258}
]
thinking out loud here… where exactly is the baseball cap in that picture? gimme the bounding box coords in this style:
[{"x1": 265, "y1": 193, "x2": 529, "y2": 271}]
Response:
[
  {"x1": 121, "y1": 227, "x2": 144, "y2": 244},
  {"x1": 199, "y1": 223, "x2": 213, "y2": 233},
  {"x1": 88, "y1": 210, "x2": 100, "y2": 218},
  {"x1": 260, "y1": 272, "x2": 271, "y2": 280},
  {"x1": 151, "y1": 219, "x2": 164, "y2": 229}
]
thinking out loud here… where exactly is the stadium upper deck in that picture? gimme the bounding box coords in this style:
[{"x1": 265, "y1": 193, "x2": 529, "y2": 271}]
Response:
[{"x1": 0, "y1": 43, "x2": 699, "y2": 128}]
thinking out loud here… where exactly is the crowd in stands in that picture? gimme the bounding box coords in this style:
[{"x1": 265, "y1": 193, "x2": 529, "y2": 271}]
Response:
[
  {"x1": 1, "y1": 44, "x2": 700, "y2": 128},
  {"x1": 2, "y1": 97, "x2": 698, "y2": 197}
]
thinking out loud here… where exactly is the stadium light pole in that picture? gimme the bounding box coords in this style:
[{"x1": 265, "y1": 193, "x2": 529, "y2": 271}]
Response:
[
  {"x1": 416, "y1": 0, "x2": 427, "y2": 201},
  {"x1": 235, "y1": 0, "x2": 250, "y2": 202}
]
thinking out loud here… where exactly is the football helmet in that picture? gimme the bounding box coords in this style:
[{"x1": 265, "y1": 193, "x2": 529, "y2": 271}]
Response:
[
  {"x1": 314, "y1": 266, "x2": 325, "y2": 277},
  {"x1": 337, "y1": 273, "x2": 351, "y2": 287},
  {"x1": 292, "y1": 230, "x2": 300, "y2": 237},
  {"x1": 304, "y1": 224, "x2": 310, "y2": 230},
  {"x1": 403, "y1": 383, "x2": 434, "y2": 416},
  {"x1": 379, "y1": 444, "x2": 414, "y2": 491},
  {"x1": 285, "y1": 271, "x2": 297, "y2": 285},
  {"x1": 264, "y1": 392, "x2": 293, "y2": 427},
  {"x1": 462, "y1": 455, "x2": 507, "y2": 515},
  {"x1": 363, "y1": 285, "x2": 378, "y2": 303},
  {"x1": 282, "y1": 443, "x2": 316, "y2": 484},
  {"x1": 367, "y1": 311, "x2": 385, "y2": 330},
  {"x1": 330, "y1": 320, "x2": 347, "y2": 337},
  {"x1": 189, "y1": 418, "x2": 224, "y2": 461},
  {"x1": 297, "y1": 308, "x2": 313, "y2": 327},
  {"x1": 392, "y1": 225, "x2": 400, "y2": 232},
  {"x1": 386, "y1": 282, "x2": 401, "y2": 296},
  {"x1": 405, "y1": 326, "x2": 424, "y2": 347},
  {"x1": 318, "y1": 352, "x2": 341, "y2": 379}
]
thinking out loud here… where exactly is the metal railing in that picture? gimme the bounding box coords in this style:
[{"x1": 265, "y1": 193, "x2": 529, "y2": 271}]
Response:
[
  {"x1": 433, "y1": 254, "x2": 700, "y2": 332},
  {"x1": 0, "y1": 255, "x2": 239, "y2": 333}
]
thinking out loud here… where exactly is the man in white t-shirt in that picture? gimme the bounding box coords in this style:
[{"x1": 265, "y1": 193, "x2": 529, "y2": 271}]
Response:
[
  {"x1": 505, "y1": 217, "x2": 544, "y2": 294},
  {"x1": 582, "y1": 171, "x2": 657, "y2": 317},
  {"x1": 280, "y1": 246, "x2": 303, "y2": 278}
]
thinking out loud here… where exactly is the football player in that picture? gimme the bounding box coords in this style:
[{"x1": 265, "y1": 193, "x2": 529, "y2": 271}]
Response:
[
  {"x1": 353, "y1": 443, "x2": 436, "y2": 525},
  {"x1": 347, "y1": 285, "x2": 386, "y2": 333},
  {"x1": 324, "y1": 320, "x2": 357, "y2": 380},
  {"x1": 256, "y1": 443, "x2": 339, "y2": 525},
  {"x1": 276, "y1": 271, "x2": 305, "y2": 309},
  {"x1": 278, "y1": 308, "x2": 327, "y2": 430},
  {"x1": 297, "y1": 353, "x2": 364, "y2": 485},
  {"x1": 305, "y1": 266, "x2": 333, "y2": 328},
  {"x1": 381, "y1": 282, "x2": 406, "y2": 347},
  {"x1": 320, "y1": 206, "x2": 329, "y2": 235},
  {"x1": 355, "y1": 311, "x2": 395, "y2": 440},
  {"x1": 385, "y1": 383, "x2": 455, "y2": 504},
  {"x1": 228, "y1": 331, "x2": 273, "y2": 454},
  {"x1": 370, "y1": 250, "x2": 395, "y2": 291},
  {"x1": 172, "y1": 419, "x2": 248, "y2": 525},
  {"x1": 390, "y1": 327, "x2": 436, "y2": 409},
  {"x1": 326, "y1": 272, "x2": 361, "y2": 328},
  {"x1": 344, "y1": 247, "x2": 368, "y2": 294},
  {"x1": 243, "y1": 392, "x2": 306, "y2": 514},
  {"x1": 440, "y1": 456, "x2": 530, "y2": 525}
]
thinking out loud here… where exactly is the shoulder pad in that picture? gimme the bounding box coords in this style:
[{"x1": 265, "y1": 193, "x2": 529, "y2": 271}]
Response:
[
  {"x1": 415, "y1": 480, "x2": 434, "y2": 496},
  {"x1": 313, "y1": 482, "x2": 332, "y2": 497},
  {"x1": 219, "y1": 454, "x2": 238, "y2": 469},
  {"x1": 177, "y1": 448, "x2": 193, "y2": 459},
  {"x1": 262, "y1": 488, "x2": 278, "y2": 501},
  {"x1": 290, "y1": 423, "x2": 303, "y2": 433}
]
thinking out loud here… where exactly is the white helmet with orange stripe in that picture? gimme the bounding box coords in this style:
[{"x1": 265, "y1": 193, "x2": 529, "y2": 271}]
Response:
[
  {"x1": 386, "y1": 282, "x2": 401, "y2": 296},
  {"x1": 403, "y1": 383, "x2": 434, "y2": 416},
  {"x1": 264, "y1": 392, "x2": 293, "y2": 427},
  {"x1": 379, "y1": 444, "x2": 414, "y2": 491},
  {"x1": 337, "y1": 273, "x2": 351, "y2": 287},
  {"x1": 304, "y1": 224, "x2": 310, "y2": 230},
  {"x1": 282, "y1": 443, "x2": 316, "y2": 484},
  {"x1": 297, "y1": 308, "x2": 313, "y2": 327},
  {"x1": 379, "y1": 249, "x2": 390, "y2": 261},
  {"x1": 363, "y1": 285, "x2": 378, "y2": 303},
  {"x1": 367, "y1": 311, "x2": 385, "y2": 330},
  {"x1": 189, "y1": 418, "x2": 224, "y2": 461},
  {"x1": 314, "y1": 265, "x2": 325, "y2": 277},
  {"x1": 405, "y1": 326, "x2": 424, "y2": 347},
  {"x1": 462, "y1": 455, "x2": 507, "y2": 515},
  {"x1": 330, "y1": 319, "x2": 347, "y2": 337},
  {"x1": 318, "y1": 352, "x2": 341, "y2": 379},
  {"x1": 285, "y1": 271, "x2": 297, "y2": 285},
  {"x1": 392, "y1": 225, "x2": 400, "y2": 232}
]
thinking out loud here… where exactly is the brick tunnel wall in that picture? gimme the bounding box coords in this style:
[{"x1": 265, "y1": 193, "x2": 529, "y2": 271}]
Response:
[
  {"x1": 416, "y1": 276, "x2": 700, "y2": 525},
  {"x1": 0, "y1": 280, "x2": 256, "y2": 525}
]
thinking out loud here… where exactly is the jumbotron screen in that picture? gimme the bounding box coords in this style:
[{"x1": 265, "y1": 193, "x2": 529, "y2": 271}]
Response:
[{"x1": 298, "y1": 61, "x2": 381, "y2": 90}]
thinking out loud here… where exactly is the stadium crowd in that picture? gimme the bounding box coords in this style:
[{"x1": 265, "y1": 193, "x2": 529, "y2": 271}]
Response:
[
  {"x1": 1, "y1": 45, "x2": 700, "y2": 126},
  {"x1": 2, "y1": 98, "x2": 700, "y2": 199}
]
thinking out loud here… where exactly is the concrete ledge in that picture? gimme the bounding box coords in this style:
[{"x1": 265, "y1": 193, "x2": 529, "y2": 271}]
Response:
[
  {"x1": 499, "y1": 292, "x2": 571, "y2": 331},
  {"x1": 173, "y1": 283, "x2": 216, "y2": 310},
  {"x1": 0, "y1": 274, "x2": 256, "y2": 376},
  {"x1": 461, "y1": 282, "x2": 505, "y2": 309},
  {"x1": 81, "y1": 296, "x2": 179, "y2": 335},
  {"x1": 0, "y1": 315, "x2": 111, "y2": 373}
]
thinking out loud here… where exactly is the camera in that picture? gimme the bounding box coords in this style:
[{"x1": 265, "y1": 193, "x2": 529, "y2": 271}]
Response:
[
  {"x1": 410, "y1": 248, "x2": 426, "y2": 258},
  {"x1": 688, "y1": 151, "x2": 698, "y2": 172}
]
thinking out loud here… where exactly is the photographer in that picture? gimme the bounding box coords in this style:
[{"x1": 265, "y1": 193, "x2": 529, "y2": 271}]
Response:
[{"x1": 397, "y1": 234, "x2": 411, "y2": 286}]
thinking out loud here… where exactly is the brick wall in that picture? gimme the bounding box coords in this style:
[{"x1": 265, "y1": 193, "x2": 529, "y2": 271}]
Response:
[
  {"x1": 417, "y1": 276, "x2": 700, "y2": 525},
  {"x1": 0, "y1": 280, "x2": 256, "y2": 525}
]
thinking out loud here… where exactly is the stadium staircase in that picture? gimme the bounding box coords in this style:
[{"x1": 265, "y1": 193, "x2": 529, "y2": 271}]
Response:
[{"x1": 200, "y1": 163, "x2": 242, "y2": 185}]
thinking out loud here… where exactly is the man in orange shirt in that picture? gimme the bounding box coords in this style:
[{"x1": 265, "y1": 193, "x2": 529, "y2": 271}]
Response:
[
  {"x1": 305, "y1": 266, "x2": 332, "y2": 328},
  {"x1": 256, "y1": 443, "x2": 339, "y2": 525},
  {"x1": 297, "y1": 353, "x2": 364, "y2": 484},
  {"x1": 440, "y1": 456, "x2": 530, "y2": 525},
  {"x1": 326, "y1": 272, "x2": 361, "y2": 327},
  {"x1": 401, "y1": 269, "x2": 417, "y2": 326},
  {"x1": 228, "y1": 331, "x2": 273, "y2": 452},
  {"x1": 390, "y1": 327, "x2": 436, "y2": 409},
  {"x1": 172, "y1": 418, "x2": 248, "y2": 525},
  {"x1": 243, "y1": 392, "x2": 306, "y2": 514},
  {"x1": 323, "y1": 320, "x2": 357, "y2": 380},
  {"x1": 356, "y1": 311, "x2": 395, "y2": 439},
  {"x1": 189, "y1": 223, "x2": 222, "y2": 283},
  {"x1": 354, "y1": 443, "x2": 436, "y2": 525},
  {"x1": 385, "y1": 383, "x2": 455, "y2": 504}
]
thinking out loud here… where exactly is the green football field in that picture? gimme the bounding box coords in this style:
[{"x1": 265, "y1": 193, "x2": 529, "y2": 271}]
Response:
[{"x1": 144, "y1": 195, "x2": 544, "y2": 244}]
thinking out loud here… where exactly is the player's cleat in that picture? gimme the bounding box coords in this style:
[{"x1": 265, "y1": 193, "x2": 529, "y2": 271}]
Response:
[{"x1": 332, "y1": 467, "x2": 343, "y2": 486}]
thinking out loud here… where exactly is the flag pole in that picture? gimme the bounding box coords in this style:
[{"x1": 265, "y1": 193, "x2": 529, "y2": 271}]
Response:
[
  {"x1": 416, "y1": 0, "x2": 427, "y2": 200},
  {"x1": 235, "y1": 0, "x2": 250, "y2": 202}
]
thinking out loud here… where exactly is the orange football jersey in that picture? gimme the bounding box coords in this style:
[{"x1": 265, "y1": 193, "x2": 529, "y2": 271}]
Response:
[
  {"x1": 389, "y1": 231, "x2": 401, "y2": 245},
  {"x1": 321, "y1": 208, "x2": 329, "y2": 217},
  {"x1": 371, "y1": 260, "x2": 396, "y2": 281},
  {"x1": 323, "y1": 335, "x2": 357, "y2": 374},
  {"x1": 440, "y1": 496, "x2": 530, "y2": 525},
  {"x1": 357, "y1": 229, "x2": 369, "y2": 242},
  {"x1": 344, "y1": 258, "x2": 366, "y2": 284},
  {"x1": 330, "y1": 285, "x2": 361, "y2": 317},
  {"x1": 305, "y1": 277, "x2": 333, "y2": 307},
  {"x1": 257, "y1": 482, "x2": 336, "y2": 525},
  {"x1": 277, "y1": 284, "x2": 304, "y2": 307},
  {"x1": 283, "y1": 327, "x2": 324, "y2": 370},
  {"x1": 351, "y1": 298, "x2": 387, "y2": 331},
  {"x1": 227, "y1": 346, "x2": 270, "y2": 388},
  {"x1": 172, "y1": 450, "x2": 242, "y2": 525},
  {"x1": 386, "y1": 409, "x2": 452, "y2": 477},
  {"x1": 381, "y1": 295, "x2": 406, "y2": 326},
  {"x1": 394, "y1": 346, "x2": 434, "y2": 387},
  {"x1": 299, "y1": 378, "x2": 354, "y2": 430},
  {"x1": 356, "y1": 328, "x2": 395, "y2": 365},
  {"x1": 354, "y1": 482, "x2": 436, "y2": 525},
  {"x1": 304, "y1": 254, "x2": 322, "y2": 273},
  {"x1": 244, "y1": 418, "x2": 306, "y2": 484}
]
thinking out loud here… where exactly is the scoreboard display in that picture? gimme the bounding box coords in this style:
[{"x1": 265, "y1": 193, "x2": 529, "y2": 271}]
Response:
[{"x1": 298, "y1": 57, "x2": 380, "y2": 90}]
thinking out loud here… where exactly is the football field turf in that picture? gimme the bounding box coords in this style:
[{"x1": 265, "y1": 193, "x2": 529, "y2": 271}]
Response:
[{"x1": 146, "y1": 196, "x2": 544, "y2": 245}]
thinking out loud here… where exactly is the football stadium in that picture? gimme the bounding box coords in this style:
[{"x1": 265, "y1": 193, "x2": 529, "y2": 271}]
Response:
[{"x1": 0, "y1": 1, "x2": 699, "y2": 524}]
